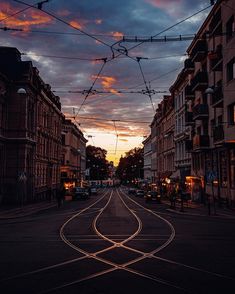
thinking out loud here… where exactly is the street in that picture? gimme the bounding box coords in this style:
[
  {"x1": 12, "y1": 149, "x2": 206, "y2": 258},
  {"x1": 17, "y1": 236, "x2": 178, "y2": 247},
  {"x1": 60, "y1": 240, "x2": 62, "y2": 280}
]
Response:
[{"x1": 0, "y1": 187, "x2": 235, "y2": 294}]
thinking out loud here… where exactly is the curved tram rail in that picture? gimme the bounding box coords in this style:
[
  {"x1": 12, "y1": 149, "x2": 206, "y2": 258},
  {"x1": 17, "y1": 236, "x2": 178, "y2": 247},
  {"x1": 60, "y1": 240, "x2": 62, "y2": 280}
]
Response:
[{"x1": 1, "y1": 187, "x2": 234, "y2": 293}]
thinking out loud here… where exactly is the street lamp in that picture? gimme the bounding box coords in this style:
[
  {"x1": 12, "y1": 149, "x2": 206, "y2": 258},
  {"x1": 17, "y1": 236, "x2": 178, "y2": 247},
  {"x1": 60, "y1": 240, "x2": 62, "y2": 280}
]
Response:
[{"x1": 17, "y1": 87, "x2": 28, "y2": 205}]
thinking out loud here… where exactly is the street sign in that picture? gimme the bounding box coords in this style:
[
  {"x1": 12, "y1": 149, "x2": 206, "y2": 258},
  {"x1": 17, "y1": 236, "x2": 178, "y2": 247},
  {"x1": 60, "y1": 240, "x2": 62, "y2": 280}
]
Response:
[
  {"x1": 18, "y1": 172, "x2": 27, "y2": 182},
  {"x1": 206, "y1": 171, "x2": 217, "y2": 182}
]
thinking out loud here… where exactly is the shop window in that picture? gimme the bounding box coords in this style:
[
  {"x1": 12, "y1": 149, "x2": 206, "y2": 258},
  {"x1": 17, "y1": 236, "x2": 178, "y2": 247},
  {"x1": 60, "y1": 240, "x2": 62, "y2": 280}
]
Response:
[
  {"x1": 228, "y1": 103, "x2": 235, "y2": 125},
  {"x1": 226, "y1": 15, "x2": 234, "y2": 42},
  {"x1": 227, "y1": 57, "x2": 235, "y2": 82}
]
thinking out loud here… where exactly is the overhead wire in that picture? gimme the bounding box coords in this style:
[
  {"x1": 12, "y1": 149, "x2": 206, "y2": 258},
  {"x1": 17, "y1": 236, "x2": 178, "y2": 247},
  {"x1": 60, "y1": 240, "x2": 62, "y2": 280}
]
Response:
[
  {"x1": 0, "y1": 1, "x2": 35, "y2": 23},
  {"x1": 112, "y1": 3, "x2": 214, "y2": 58},
  {"x1": 82, "y1": 66, "x2": 180, "y2": 106},
  {"x1": 13, "y1": 0, "x2": 115, "y2": 51},
  {"x1": 7, "y1": 1, "x2": 215, "y2": 156},
  {"x1": 65, "y1": 115, "x2": 151, "y2": 124},
  {"x1": 74, "y1": 58, "x2": 108, "y2": 116},
  {"x1": 136, "y1": 57, "x2": 155, "y2": 112},
  {"x1": 21, "y1": 52, "x2": 107, "y2": 62}
]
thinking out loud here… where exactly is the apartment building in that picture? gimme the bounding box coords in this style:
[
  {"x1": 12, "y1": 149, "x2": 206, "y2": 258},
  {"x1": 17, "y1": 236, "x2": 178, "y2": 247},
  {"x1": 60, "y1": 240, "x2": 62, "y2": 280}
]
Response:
[
  {"x1": 150, "y1": 95, "x2": 175, "y2": 184},
  {"x1": 142, "y1": 135, "x2": 152, "y2": 182},
  {"x1": 61, "y1": 119, "x2": 87, "y2": 189},
  {"x1": 186, "y1": 0, "x2": 235, "y2": 204},
  {"x1": 170, "y1": 63, "x2": 193, "y2": 182},
  {"x1": 0, "y1": 47, "x2": 63, "y2": 204}
]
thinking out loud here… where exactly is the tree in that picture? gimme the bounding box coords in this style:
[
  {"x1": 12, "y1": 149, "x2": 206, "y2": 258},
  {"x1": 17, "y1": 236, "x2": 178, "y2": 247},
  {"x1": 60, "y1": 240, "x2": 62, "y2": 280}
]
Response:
[
  {"x1": 116, "y1": 147, "x2": 144, "y2": 184},
  {"x1": 86, "y1": 145, "x2": 109, "y2": 180}
]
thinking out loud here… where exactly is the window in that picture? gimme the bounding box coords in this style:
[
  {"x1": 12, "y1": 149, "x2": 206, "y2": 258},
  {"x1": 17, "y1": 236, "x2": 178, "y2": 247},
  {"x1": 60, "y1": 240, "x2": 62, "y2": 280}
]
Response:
[
  {"x1": 226, "y1": 15, "x2": 234, "y2": 42},
  {"x1": 227, "y1": 58, "x2": 235, "y2": 82},
  {"x1": 61, "y1": 134, "x2": 65, "y2": 145},
  {"x1": 230, "y1": 149, "x2": 235, "y2": 188},
  {"x1": 228, "y1": 103, "x2": 235, "y2": 125}
]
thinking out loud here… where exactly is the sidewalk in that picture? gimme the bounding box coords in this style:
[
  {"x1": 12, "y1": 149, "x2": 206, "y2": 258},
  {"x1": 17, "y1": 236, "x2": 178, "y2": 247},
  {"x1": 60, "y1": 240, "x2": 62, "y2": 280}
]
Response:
[
  {"x1": 0, "y1": 200, "x2": 57, "y2": 220},
  {"x1": 164, "y1": 200, "x2": 235, "y2": 219}
]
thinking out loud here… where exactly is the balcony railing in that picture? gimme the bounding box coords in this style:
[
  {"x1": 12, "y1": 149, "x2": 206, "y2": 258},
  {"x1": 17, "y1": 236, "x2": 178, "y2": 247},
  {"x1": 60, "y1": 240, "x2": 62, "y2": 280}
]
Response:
[
  {"x1": 185, "y1": 85, "x2": 194, "y2": 100},
  {"x1": 184, "y1": 58, "x2": 194, "y2": 73},
  {"x1": 191, "y1": 71, "x2": 208, "y2": 91},
  {"x1": 193, "y1": 134, "x2": 210, "y2": 150},
  {"x1": 209, "y1": 8, "x2": 222, "y2": 35},
  {"x1": 191, "y1": 39, "x2": 207, "y2": 62},
  {"x1": 211, "y1": 86, "x2": 223, "y2": 108},
  {"x1": 185, "y1": 111, "x2": 194, "y2": 125},
  {"x1": 210, "y1": 45, "x2": 223, "y2": 71},
  {"x1": 213, "y1": 125, "x2": 224, "y2": 143},
  {"x1": 192, "y1": 104, "x2": 209, "y2": 120}
]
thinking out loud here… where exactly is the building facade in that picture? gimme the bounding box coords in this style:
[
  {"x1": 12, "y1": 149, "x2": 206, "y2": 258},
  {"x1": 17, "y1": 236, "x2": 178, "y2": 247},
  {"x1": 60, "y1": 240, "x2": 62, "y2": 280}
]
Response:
[
  {"x1": 170, "y1": 65, "x2": 192, "y2": 182},
  {"x1": 61, "y1": 119, "x2": 87, "y2": 189},
  {"x1": 0, "y1": 47, "x2": 62, "y2": 204},
  {"x1": 186, "y1": 0, "x2": 235, "y2": 204},
  {"x1": 142, "y1": 135, "x2": 152, "y2": 182},
  {"x1": 150, "y1": 95, "x2": 175, "y2": 185}
]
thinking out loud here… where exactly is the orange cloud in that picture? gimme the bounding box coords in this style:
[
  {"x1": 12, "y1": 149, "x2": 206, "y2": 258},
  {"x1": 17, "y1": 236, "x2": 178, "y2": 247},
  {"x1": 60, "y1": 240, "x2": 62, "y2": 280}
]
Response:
[
  {"x1": 146, "y1": 0, "x2": 181, "y2": 8},
  {"x1": 69, "y1": 20, "x2": 83, "y2": 30},
  {"x1": 112, "y1": 31, "x2": 124, "y2": 40},
  {"x1": 95, "y1": 19, "x2": 102, "y2": 24},
  {"x1": 0, "y1": 2, "x2": 53, "y2": 29},
  {"x1": 91, "y1": 75, "x2": 120, "y2": 95}
]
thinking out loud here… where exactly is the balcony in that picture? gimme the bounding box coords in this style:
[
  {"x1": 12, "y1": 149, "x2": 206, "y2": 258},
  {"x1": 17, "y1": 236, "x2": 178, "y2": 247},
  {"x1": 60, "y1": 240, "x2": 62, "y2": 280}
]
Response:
[
  {"x1": 191, "y1": 71, "x2": 208, "y2": 91},
  {"x1": 192, "y1": 104, "x2": 209, "y2": 120},
  {"x1": 185, "y1": 139, "x2": 193, "y2": 152},
  {"x1": 213, "y1": 125, "x2": 224, "y2": 143},
  {"x1": 185, "y1": 85, "x2": 194, "y2": 100},
  {"x1": 193, "y1": 134, "x2": 210, "y2": 150},
  {"x1": 211, "y1": 85, "x2": 223, "y2": 108},
  {"x1": 184, "y1": 58, "x2": 194, "y2": 73},
  {"x1": 191, "y1": 39, "x2": 207, "y2": 62},
  {"x1": 209, "y1": 8, "x2": 222, "y2": 36},
  {"x1": 185, "y1": 111, "x2": 194, "y2": 125},
  {"x1": 210, "y1": 45, "x2": 223, "y2": 71}
]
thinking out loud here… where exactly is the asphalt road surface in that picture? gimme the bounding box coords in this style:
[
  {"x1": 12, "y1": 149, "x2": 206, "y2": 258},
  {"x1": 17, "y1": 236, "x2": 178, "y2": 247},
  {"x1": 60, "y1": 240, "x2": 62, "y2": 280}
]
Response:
[{"x1": 0, "y1": 187, "x2": 235, "y2": 294}]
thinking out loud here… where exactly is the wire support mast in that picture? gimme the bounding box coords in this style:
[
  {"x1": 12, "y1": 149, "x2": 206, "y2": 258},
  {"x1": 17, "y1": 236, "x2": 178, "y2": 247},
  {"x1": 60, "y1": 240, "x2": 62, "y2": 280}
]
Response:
[{"x1": 113, "y1": 120, "x2": 119, "y2": 155}]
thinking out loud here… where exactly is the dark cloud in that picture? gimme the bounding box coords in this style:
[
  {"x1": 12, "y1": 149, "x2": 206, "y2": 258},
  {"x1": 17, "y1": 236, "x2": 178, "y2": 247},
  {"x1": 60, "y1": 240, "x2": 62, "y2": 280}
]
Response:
[{"x1": 1, "y1": 0, "x2": 212, "y2": 160}]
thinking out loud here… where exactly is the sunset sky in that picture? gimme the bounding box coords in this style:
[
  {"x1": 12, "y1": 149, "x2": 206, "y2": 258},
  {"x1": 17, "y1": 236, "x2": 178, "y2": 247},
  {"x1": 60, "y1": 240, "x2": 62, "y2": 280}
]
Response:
[{"x1": 0, "y1": 0, "x2": 213, "y2": 165}]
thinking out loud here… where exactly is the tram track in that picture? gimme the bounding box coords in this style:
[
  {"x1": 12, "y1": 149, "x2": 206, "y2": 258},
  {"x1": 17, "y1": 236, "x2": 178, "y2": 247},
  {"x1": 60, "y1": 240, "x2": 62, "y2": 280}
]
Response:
[
  {"x1": 39, "y1": 187, "x2": 185, "y2": 293},
  {"x1": 2, "y1": 187, "x2": 234, "y2": 294}
]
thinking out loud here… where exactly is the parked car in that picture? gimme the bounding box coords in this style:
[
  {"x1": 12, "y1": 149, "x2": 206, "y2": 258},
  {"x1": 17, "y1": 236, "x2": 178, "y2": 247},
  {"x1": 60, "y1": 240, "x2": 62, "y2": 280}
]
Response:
[
  {"x1": 145, "y1": 191, "x2": 161, "y2": 203},
  {"x1": 90, "y1": 187, "x2": 97, "y2": 195},
  {"x1": 135, "y1": 190, "x2": 145, "y2": 197},
  {"x1": 128, "y1": 188, "x2": 136, "y2": 195},
  {"x1": 72, "y1": 187, "x2": 89, "y2": 200}
]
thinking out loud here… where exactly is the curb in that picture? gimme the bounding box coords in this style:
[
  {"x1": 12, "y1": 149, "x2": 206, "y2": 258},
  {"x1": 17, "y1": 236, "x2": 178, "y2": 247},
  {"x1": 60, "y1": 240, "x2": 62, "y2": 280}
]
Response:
[
  {"x1": 0, "y1": 203, "x2": 57, "y2": 220},
  {"x1": 166, "y1": 208, "x2": 235, "y2": 219}
]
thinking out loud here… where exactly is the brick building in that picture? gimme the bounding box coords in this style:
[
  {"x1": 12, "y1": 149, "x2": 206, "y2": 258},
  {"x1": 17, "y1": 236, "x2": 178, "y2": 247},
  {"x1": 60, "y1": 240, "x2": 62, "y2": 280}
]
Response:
[
  {"x1": 0, "y1": 47, "x2": 62, "y2": 204},
  {"x1": 61, "y1": 119, "x2": 87, "y2": 189}
]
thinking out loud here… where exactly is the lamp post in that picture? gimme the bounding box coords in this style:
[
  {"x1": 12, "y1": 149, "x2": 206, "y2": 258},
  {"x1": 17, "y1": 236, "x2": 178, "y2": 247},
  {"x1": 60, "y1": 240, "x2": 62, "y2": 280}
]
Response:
[{"x1": 17, "y1": 88, "x2": 28, "y2": 205}]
